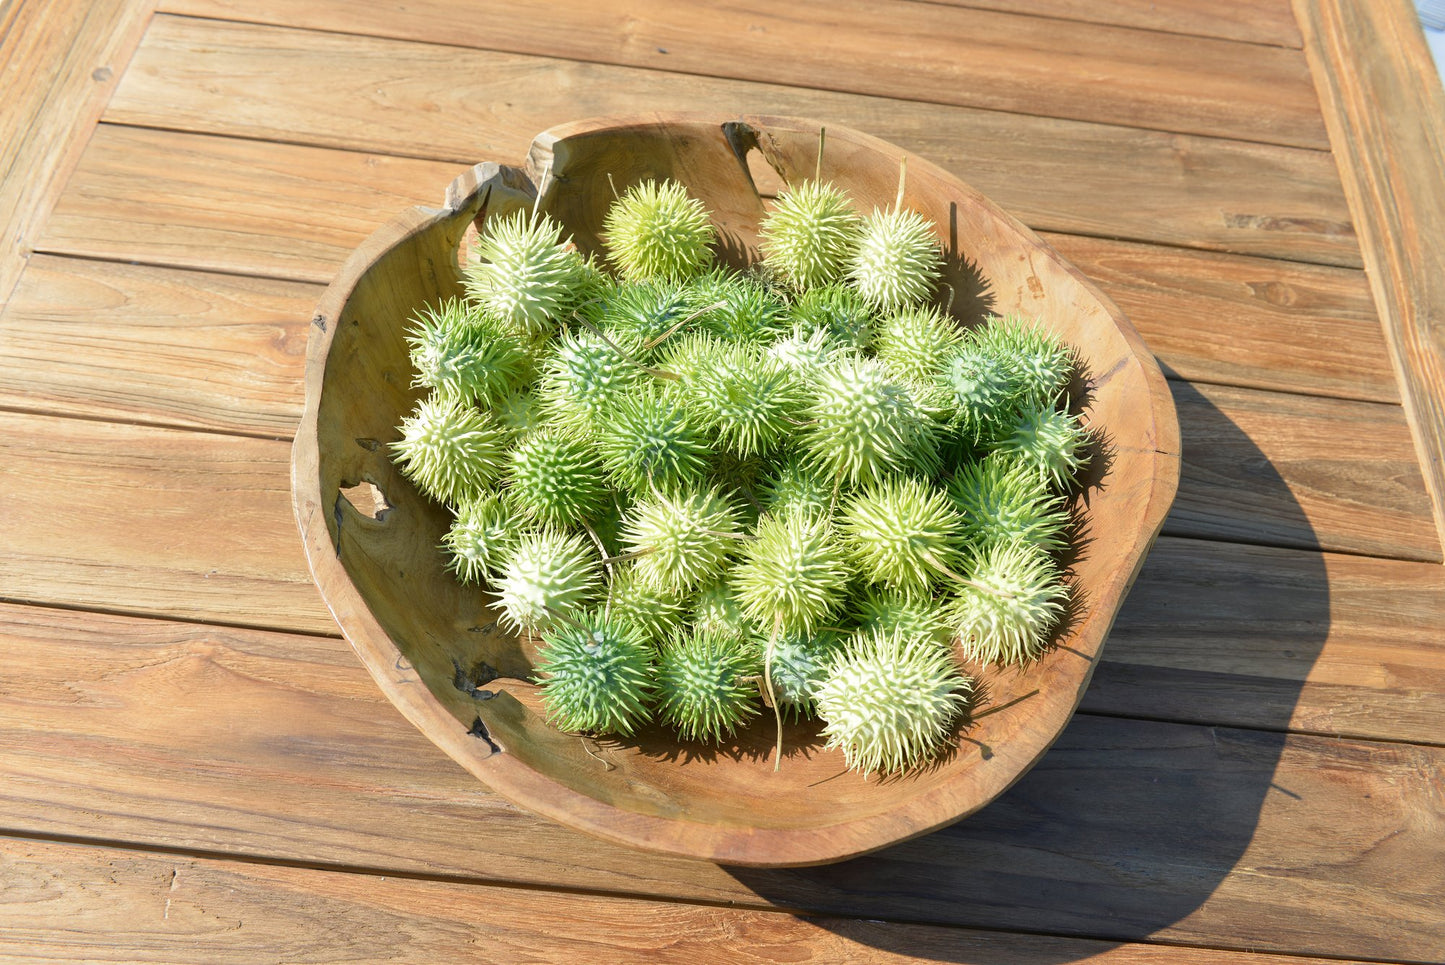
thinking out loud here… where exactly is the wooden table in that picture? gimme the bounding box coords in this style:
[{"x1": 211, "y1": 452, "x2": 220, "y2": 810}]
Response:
[{"x1": 3, "y1": 1, "x2": 1443, "y2": 961}]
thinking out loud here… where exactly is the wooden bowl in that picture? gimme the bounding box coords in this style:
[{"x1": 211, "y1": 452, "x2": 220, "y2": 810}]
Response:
[{"x1": 291, "y1": 114, "x2": 1181, "y2": 867}]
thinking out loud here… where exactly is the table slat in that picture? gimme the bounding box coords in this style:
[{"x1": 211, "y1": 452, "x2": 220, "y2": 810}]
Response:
[{"x1": 917, "y1": 0, "x2": 1302, "y2": 46}]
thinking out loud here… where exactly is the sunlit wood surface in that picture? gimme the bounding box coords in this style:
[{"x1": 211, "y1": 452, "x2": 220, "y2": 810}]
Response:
[{"x1": 2, "y1": 0, "x2": 1443, "y2": 960}]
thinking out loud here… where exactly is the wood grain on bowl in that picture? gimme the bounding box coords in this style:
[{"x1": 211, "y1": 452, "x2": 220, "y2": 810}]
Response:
[{"x1": 291, "y1": 114, "x2": 1181, "y2": 867}]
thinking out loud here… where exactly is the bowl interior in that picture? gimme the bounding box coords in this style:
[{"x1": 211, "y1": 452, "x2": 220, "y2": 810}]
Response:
[{"x1": 292, "y1": 114, "x2": 1180, "y2": 866}]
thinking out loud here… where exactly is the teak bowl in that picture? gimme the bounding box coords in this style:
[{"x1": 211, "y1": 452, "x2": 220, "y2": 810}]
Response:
[{"x1": 291, "y1": 114, "x2": 1181, "y2": 867}]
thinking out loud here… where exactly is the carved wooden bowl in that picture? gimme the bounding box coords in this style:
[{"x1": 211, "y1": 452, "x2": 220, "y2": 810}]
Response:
[{"x1": 291, "y1": 114, "x2": 1181, "y2": 867}]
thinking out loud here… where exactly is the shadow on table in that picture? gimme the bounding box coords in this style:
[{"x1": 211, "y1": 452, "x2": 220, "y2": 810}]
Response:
[{"x1": 727, "y1": 375, "x2": 1328, "y2": 962}]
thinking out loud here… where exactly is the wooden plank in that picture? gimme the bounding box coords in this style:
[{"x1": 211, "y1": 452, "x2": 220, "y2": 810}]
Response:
[
  {"x1": 1294, "y1": 0, "x2": 1445, "y2": 554},
  {"x1": 1043, "y1": 234, "x2": 1393, "y2": 403},
  {"x1": 0, "y1": 412, "x2": 335, "y2": 636},
  {"x1": 0, "y1": 0, "x2": 154, "y2": 305},
  {"x1": 0, "y1": 255, "x2": 321, "y2": 437},
  {"x1": 0, "y1": 839, "x2": 1373, "y2": 965},
  {"x1": 1167, "y1": 381, "x2": 1441, "y2": 562},
  {"x1": 1090, "y1": 538, "x2": 1445, "y2": 743},
  {"x1": 106, "y1": 15, "x2": 1359, "y2": 267},
  {"x1": 0, "y1": 603, "x2": 1440, "y2": 959},
  {"x1": 38, "y1": 125, "x2": 464, "y2": 285},
  {"x1": 156, "y1": 0, "x2": 1329, "y2": 150},
  {"x1": 916, "y1": 0, "x2": 1302, "y2": 47}
]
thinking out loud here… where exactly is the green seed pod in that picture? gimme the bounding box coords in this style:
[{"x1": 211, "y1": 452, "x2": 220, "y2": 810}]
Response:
[
  {"x1": 847, "y1": 207, "x2": 943, "y2": 313},
  {"x1": 789, "y1": 284, "x2": 873, "y2": 351},
  {"x1": 506, "y1": 430, "x2": 609, "y2": 528},
  {"x1": 442, "y1": 493, "x2": 521, "y2": 584},
  {"x1": 538, "y1": 329, "x2": 642, "y2": 437},
  {"x1": 947, "y1": 454, "x2": 1070, "y2": 552},
  {"x1": 800, "y1": 354, "x2": 941, "y2": 487},
  {"x1": 759, "y1": 180, "x2": 862, "y2": 291},
  {"x1": 937, "y1": 343, "x2": 1022, "y2": 445},
  {"x1": 816, "y1": 626, "x2": 972, "y2": 775},
  {"x1": 598, "y1": 278, "x2": 695, "y2": 354},
  {"x1": 464, "y1": 210, "x2": 587, "y2": 339},
  {"x1": 655, "y1": 630, "x2": 761, "y2": 743},
  {"x1": 993, "y1": 403, "x2": 1092, "y2": 492},
  {"x1": 689, "y1": 579, "x2": 751, "y2": 641},
  {"x1": 406, "y1": 298, "x2": 529, "y2": 407},
  {"x1": 852, "y1": 587, "x2": 952, "y2": 647},
  {"x1": 390, "y1": 394, "x2": 506, "y2": 507},
  {"x1": 768, "y1": 326, "x2": 842, "y2": 375},
  {"x1": 681, "y1": 340, "x2": 806, "y2": 458},
  {"x1": 621, "y1": 486, "x2": 743, "y2": 594},
  {"x1": 492, "y1": 530, "x2": 600, "y2": 634},
  {"x1": 493, "y1": 388, "x2": 543, "y2": 437},
  {"x1": 732, "y1": 508, "x2": 851, "y2": 635},
  {"x1": 977, "y1": 314, "x2": 1075, "y2": 408},
  {"x1": 948, "y1": 539, "x2": 1067, "y2": 665},
  {"x1": 535, "y1": 609, "x2": 654, "y2": 736},
  {"x1": 750, "y1": 628, "x2": 842, "y2": 719},
  {"x1": 596, "y1": 385, "x2": 711, "y2": 495},
  {"x1": 875, "y1": 305, "x2": 964, "y2": 383},
  {"x1": 604, "y1": 179, "x2": 715, "y2": 282},
  {"x1": 606, "y1": 565, "x2": 687, "y2": 645},
  {"x1": 840, "y1": 475, "x2": 965, "y2": 595},
  {"x1": 687, "y1": 269, "x2": 789, "y2": 343},
  {"x1": 654, "y1": 330, "x2": 726, "y2": 383},
  {"x1": 758, "y1": 451, "x2": 833, "y2": 519}
]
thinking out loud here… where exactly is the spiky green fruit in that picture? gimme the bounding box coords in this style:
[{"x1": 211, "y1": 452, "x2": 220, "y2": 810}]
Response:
[
  {"x1": 506, "y1": 430, "x2": 609, "y2": 527},
  {"x1": 687, "y1": 269, "x2": 789, "y2": 343},
  {"x1": 947, "y1": 454, "x2": 1070, "y2": 552},
  {"x1": 606, "y1": 566, "x2": 687, "y2": 644},
  {"x1": 493, "y1": 388, "x2": 543, "y2": 437},
  {"x1": 852, "y1": 587, "x2": 952, "y2": 647},
  {"x1": 390, "y1": 395, "x2": 506, "y2": 507},
  {"x1": 595, "y1": 386, "x2": 711, "y2": 495},
  {"x1": 994, "y1": 403, "x2": 1091, "y2": 492},
  {"x1": 816, "y1": 627, "x2": 972, "y2": 775},
  {"x1": 732, "y1": 509, "x2": 851, "y2": 635},
  {"x1": 535, "y1": 610, "x2": 654, "y2": 736},
  {"x1": 654, "y1": 330, "x2": 725, "y2": 383},
  {"x1": 689, "y1": 579, "x2": 751, "y2": 640},
  {"x1": 759, "y1": 180, "x2": 862, "y2": 291},
  {"x1": 492, "y1": 530, "x2": 600, "y2": 634},
  {"x1": 442, "y1": 494, "x2": 520, "y2": 584},
  {"x1": 538, "y1": 329, "x2": 641, "y2": 436},
  {"x1": 875, "y1": 306, "x2": 963, "y2": 383},
  {"x1": 949, "y1": 540, "x2": 1067, "y2": 665},
  {"x1": 406, "y1": 298, "x2": 529, "y2": 407},
  {"x1": 768, "y1": 326, "x2": 841, "y2": 374},
  {"x1": 840, "y1": 476, "x2": 965, "y2": 595},
  {"x1": 621, "y1": 486, "x2": 743, "y2": 593},
  {"x1": 655, "y1": 630, "x2": 760, "y2": 743},
  {"x1": 598, "y1": 278, "x2": 694, "y2": 354},
  {"x1": 751, "y1": 629, "x2": 841, "y2": 719},
  {"x1": 681, "y1": 341, "x2": 806, "y2": 458},
  {"x1": 978, "y1": 314, "x2": 1075, "y2": 407},
  {"x1": 800, "y1": 355, "x2": 941, "y2": 487},
  {"x1": 758, "y1": 451, "x2": 833, "y2": 519},
  {"x1": 604, "y1": 179, "x2": 715, "y2": 282},
  {"x1": 789, "y1": 284, "x2": 873, "y2": 351},
  {"x1": 847, "y1": 207, "x2": 943, "y2": 313},
  {"x1": 938, "y1": 343, "x2": 1022, "y2": 444},
  {"x1": 463, "y1": 210, "x2": 586, "y2": 338}
]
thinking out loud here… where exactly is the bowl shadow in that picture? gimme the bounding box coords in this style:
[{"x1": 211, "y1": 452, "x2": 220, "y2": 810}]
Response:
[{"x1": 725, "y1": 373, "x2": 1328, "y2": 961}]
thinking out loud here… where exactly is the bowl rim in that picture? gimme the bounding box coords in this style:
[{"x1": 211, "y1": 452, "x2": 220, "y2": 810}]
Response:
[{"x1": 291, "y1": 112, "x2": 1182, "y2": 867}]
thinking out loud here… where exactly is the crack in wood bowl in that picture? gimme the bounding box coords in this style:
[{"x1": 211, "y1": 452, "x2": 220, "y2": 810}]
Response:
[{"x1": 291, "y1": 113, "x2": 1181, "y2": 867}]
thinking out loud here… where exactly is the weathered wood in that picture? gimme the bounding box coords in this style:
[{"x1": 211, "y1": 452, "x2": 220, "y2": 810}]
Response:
[
  {"x1": 1, "y1": 602, "x2": 1441, "y2": 959},
  {"x1": 1294, "y1": 0, "x2": 1445, "y2": 553},
  {"x1": 107, "y1": 15, "x2": 1359, "y2": 267},
  {"x1": 917, "y1": 0, "x2": 1302, "y2": 46},
  {"x1": 0, "y1": 0, "x2": 154, "y2": 304},
  {"x1": 291, "y1": 116, "x2": 1181, "y2": 866},
  {"x1": 156, "y1": 0, "x2": 1329, "y2": 149},
  {"x1": 0, "y1": 255, "x2": 321, "y2": 436},
  {"x1": 0, "y1": 838, "x2": 1374, "y2": 965},
  {"x1": 0, "y1": 411, "x2": 335, "y2": 636},
  {"x1": 1168, "y1": 381, "x2": 1441, "y2": 562},
  {"x1": 1043, "y1": 234, "x2": 1392, "y2": 403},
  {"x1": 1093, "y1": 538, "x2": 1445, "y2": 743}
]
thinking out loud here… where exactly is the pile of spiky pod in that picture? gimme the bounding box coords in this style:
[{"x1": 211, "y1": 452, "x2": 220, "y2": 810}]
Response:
[{"x1": 390, "y1": 173, "x2": 1091, "y2": 776}]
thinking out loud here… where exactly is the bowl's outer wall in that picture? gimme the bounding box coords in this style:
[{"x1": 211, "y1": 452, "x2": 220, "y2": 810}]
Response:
[{"x1": 292, "y1": 114, "x2": 1182, "y2": 867}]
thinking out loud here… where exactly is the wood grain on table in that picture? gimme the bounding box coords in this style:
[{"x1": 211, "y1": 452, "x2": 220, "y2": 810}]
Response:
[{"x1": 2, "y1": 0, "x2": 1443, "y2": 961}]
